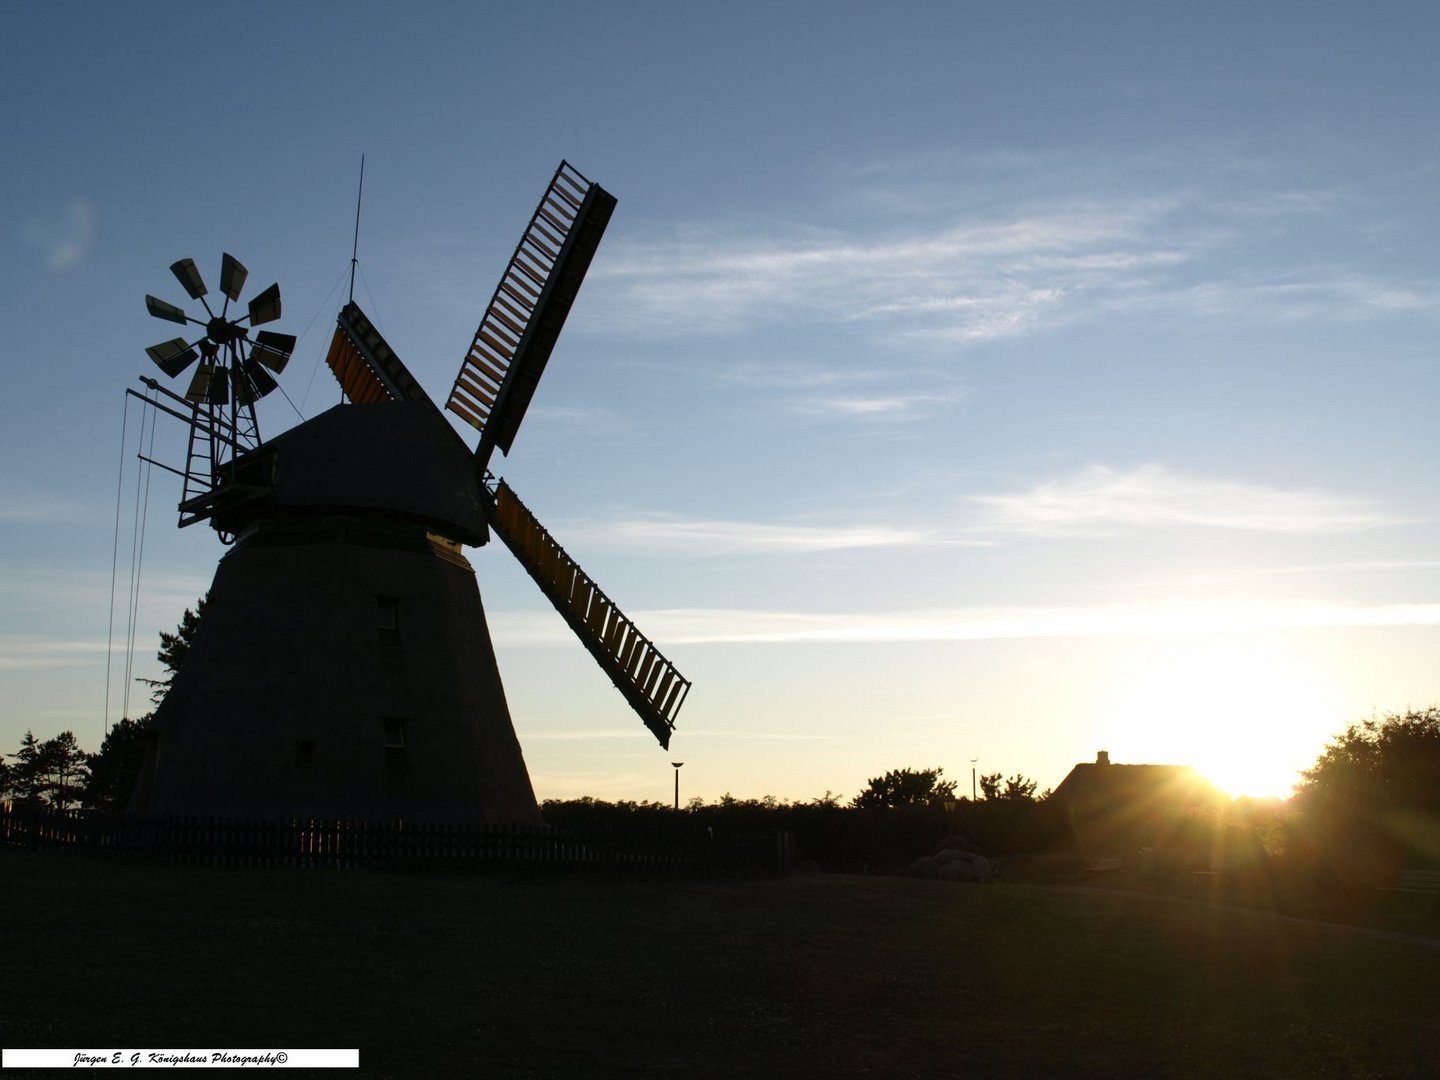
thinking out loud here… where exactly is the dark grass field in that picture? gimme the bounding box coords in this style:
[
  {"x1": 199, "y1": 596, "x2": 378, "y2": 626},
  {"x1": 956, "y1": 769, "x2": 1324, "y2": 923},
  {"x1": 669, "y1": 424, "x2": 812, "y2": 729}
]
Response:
[{"x1": 3, "y1": 850, "x2": 1437, "y2": 1078}]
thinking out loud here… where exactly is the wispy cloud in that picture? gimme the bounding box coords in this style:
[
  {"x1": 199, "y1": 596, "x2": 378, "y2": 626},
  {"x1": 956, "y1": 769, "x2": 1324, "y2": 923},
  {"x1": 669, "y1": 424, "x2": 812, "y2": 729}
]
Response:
[
  {"x1": 556, "y1": 516, "x2": 976, "y2": 557},
  {"x1": 546, "y1": 464, "x2": 1397, "y2": 560},
  {"x1": 972, "y1": 464, "x2": 1402, "y2": 536},
  {"x1": 587, "y1": 200, "x2": 1184, "y2": 343},
  {"x1": 710, "y1": 361, "x2": 877, "y2": 390},
  {"x1": 0, "y1": 568, "x2": 211, "y2": 615},
  {"x1": 0, "y1": 636, "x2": 108, "y2": 671},
  {"x1": 528, "y1": 404, "x2": 621, "y2": 431},
  {"x1": 0, "y1": 493, "x2": 90, "y2": 525},
  {"x1": 579, "y1": 145, "x2": 1436, "y2": 347},
  {"x1": 492, "y1": 600, "x2": 1440, "y2": 648},
  {"x1": 1112, "y1": 272, "x2": 1439, "y2": 322},
  {"x1": 704, "y1": 360, "x2": 964, "y2": 420},
  {"x1": 793, "y1": 389, "x2": 966, "y2": 418},
  {"x1": 1119, "y1": 559, "x2": 1440, "y2": 592}
]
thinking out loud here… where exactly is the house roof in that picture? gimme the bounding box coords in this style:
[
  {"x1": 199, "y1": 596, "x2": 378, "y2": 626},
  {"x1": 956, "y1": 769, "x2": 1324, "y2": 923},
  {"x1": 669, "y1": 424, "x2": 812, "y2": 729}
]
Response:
[{"x1": 1049, "y1": 756, "x2": 1224, "y2": 810}]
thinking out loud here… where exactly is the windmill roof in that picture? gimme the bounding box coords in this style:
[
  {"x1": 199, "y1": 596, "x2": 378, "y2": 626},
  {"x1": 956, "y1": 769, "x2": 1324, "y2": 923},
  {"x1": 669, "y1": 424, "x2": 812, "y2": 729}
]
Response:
[{"x1": 228, "y1": 401, "x2": 488, "y2": 545}]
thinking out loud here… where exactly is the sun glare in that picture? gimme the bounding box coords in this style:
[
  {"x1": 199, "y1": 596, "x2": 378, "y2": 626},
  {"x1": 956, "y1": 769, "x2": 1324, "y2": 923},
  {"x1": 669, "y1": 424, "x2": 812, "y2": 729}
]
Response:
[{"x1": 1109, "y1": 646, "x2": 1347, "y2": 799}]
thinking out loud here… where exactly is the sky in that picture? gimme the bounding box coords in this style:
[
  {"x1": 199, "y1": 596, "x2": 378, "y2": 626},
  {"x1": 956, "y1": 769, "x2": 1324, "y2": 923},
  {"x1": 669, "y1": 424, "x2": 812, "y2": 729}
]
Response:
[{"x1": 1, "y1": 1, "x2": 1437, "y2": 805}]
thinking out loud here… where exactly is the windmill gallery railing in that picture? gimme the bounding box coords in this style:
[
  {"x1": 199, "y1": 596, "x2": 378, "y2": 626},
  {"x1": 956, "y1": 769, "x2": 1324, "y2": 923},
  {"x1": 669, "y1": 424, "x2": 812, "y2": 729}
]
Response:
[{"x1": 0, "y1": 804, "x2": 795, "y2": 878}]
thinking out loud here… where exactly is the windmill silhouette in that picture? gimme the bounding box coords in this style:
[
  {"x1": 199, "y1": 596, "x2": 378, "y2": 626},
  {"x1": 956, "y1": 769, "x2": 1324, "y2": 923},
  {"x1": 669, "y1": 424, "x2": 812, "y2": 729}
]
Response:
[
  {"x1": 142, "y1": 254, "x2": 295, "y2": 537},
  {"x1": 131, "y1": 162, "x2": 689, "y2": 823}
]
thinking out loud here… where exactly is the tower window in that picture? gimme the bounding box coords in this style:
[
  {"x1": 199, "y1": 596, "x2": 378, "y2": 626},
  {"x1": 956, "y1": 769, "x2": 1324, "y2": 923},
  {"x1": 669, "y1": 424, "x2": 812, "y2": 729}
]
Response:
[
  {"x1": 383, "y1": 717, "x2": 408, "y2": 767},
  {"x1": 376, "y1": 596, "x2": 400, "y2": 645}
]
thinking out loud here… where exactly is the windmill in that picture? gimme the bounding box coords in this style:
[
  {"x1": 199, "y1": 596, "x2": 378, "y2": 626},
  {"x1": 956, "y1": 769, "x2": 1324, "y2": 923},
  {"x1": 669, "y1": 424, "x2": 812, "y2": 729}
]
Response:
[
  {"x1": 142, "y1": 255, "x2": 296, "y2": 537},
  {"x1": 130, "y1": 161, "x2": 689, "y2": 824}
]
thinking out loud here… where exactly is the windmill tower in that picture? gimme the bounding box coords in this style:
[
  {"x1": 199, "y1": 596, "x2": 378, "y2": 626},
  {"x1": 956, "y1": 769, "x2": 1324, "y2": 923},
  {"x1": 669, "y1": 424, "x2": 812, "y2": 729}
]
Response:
[{"x1": 131, "y1": 162, "x2": 689, "y2": 823}]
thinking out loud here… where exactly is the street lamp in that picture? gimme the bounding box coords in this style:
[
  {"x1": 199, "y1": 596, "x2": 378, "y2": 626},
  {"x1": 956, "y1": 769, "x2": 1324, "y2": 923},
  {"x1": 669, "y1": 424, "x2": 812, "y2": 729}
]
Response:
[
  {"x1": 671, "y1": 761, "x2": 684, "y2": 810},
  {"x1": 970, "y1": 756, "x2": 979, "y2": 801}
]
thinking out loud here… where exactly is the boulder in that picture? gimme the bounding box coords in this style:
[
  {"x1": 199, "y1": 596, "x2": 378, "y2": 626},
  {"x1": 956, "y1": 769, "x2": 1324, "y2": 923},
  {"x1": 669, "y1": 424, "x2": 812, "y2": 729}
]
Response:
[
  {"x1": 906, "y1": 855, "x2": 938, "y2": 878},
  {"x1": 936, "y1": 859, "x2": 976, "y2": 882},
  {"x1": 935, "y1": 847, "x2": 974, "y2": 865},
  {"x1": 935, "y1": 852, "x2": 993, "y2": 883}
]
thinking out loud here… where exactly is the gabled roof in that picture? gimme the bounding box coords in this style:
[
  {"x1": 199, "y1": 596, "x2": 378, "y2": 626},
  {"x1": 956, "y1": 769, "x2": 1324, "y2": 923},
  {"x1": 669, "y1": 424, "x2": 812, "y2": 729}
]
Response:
[{"x1": 1049, "y1": 755, "x2": 1223, "y2": 810}]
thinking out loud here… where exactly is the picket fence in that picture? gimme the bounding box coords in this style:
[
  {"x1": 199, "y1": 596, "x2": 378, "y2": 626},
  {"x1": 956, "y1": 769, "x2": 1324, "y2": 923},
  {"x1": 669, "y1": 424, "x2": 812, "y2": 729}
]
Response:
[{"x1": 0, "y1": 803, "x2": 795, "y2": 878}]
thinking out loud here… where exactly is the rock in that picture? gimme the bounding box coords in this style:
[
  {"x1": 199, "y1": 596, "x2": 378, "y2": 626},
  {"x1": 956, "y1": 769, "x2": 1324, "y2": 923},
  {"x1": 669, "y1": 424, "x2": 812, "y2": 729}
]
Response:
[
  {"x1": 937, "y1": 859, "x2": 977, "y2": 882},
  {"x1": 907, "y1": 855, "x2": 937, "y2": 878},
  {"x1": 935, "y1": 847, "x2": 975, "y2": 865},
  {"x1": 936, "y1": 854, "x2": 993, "y2": 883}
]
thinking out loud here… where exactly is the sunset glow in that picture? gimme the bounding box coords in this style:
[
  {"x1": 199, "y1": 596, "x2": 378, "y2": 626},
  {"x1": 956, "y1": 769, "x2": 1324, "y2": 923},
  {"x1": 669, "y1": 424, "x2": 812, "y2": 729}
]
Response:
[
  {"x1": 2, "y1": 4, "x2": 1438, "y2": 805},
  {"x1": 1110, "y1": 647, "x2": 1349, "y2": 799}
]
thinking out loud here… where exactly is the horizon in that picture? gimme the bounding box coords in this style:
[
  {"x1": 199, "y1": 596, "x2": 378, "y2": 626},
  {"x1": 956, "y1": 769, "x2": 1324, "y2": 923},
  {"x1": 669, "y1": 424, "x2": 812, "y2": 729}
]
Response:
[{"x1": 2, "y1": 2, "x2": 1437, "y2": 807}]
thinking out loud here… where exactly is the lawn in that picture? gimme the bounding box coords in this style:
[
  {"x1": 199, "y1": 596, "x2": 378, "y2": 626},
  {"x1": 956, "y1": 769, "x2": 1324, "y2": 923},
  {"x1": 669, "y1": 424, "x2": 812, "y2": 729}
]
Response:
[{"x1": 2, "y1": 850, "x2": 1437, "y2": 1078}]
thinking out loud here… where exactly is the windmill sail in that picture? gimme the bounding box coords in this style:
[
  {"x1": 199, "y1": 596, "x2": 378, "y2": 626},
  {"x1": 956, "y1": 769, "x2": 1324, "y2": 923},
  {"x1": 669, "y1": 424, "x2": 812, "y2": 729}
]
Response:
[
  {"x1": 446, "y1": 161, "x2": 617, "y2": 474},
  {"x1": 486, "y1": 479, "x2": 688, "y2": 749},
  {"x1": 324, "y1": 301, "x2": 431, "y2": 405}
]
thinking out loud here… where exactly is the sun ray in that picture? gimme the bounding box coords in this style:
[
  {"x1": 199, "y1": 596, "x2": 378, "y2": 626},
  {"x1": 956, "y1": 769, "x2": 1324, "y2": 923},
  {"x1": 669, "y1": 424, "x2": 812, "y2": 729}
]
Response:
[{"x1": 1106, "y1": 646, "x2": 1348, "y2": 798}]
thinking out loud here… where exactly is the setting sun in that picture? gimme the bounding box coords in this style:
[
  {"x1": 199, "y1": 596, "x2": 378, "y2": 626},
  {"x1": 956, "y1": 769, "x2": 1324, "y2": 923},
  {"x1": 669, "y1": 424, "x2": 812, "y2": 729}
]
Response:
[{"x1": 1108, "y1": 646, "x2": 1348, "y2": 799}]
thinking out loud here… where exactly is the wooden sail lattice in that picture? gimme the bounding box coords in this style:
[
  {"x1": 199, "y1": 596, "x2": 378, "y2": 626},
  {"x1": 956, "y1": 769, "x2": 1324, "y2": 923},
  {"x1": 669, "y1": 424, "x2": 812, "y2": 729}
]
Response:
[
  {"x1": 324, "y1": 302, "x2": 429, "y2": 405},
  {"x1": 486, "y1": 478, "x2": 688, "y2": 748},
  {"x1": 445, "y1": 161, "x2": 616, "y2": 472}
]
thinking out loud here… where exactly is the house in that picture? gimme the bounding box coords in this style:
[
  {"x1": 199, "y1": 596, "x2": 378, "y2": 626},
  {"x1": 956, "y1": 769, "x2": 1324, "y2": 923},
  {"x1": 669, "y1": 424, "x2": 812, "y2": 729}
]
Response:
[{"x1": 1048, "y1": 750, "x2": 1226, "y2": 858}]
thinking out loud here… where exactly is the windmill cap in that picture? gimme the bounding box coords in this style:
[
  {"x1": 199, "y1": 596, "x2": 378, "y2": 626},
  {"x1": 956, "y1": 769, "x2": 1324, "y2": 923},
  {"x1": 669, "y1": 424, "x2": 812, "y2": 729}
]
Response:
[{"x1": 224, "y1": 401, "x2": 488, "y2": 545}]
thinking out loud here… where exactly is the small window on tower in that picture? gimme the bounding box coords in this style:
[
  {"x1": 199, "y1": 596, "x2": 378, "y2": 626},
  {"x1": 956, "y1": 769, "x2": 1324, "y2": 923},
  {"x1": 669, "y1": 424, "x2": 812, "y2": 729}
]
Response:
[
  {"x1": 376, "y1": 596, "x2": 400, "y2": 645},
  {"x1": 294, "y1": 739, "x2": 317, "y2": 769},
  {"x1": 383, "y1": 717, "x2": 407, "y2": 767}
]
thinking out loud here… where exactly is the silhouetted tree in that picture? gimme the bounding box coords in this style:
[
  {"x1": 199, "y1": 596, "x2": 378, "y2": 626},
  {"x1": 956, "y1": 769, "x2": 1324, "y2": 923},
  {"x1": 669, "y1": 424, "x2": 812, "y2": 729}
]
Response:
[
  {"x1": 1003, "y1": 774, "x2": 1038, "y2": 800},
  {"x1": 8, "y1": 729, "x2": 46, "y2": 806},
  {"x1": 852, "y1": 767, "x2": 957, "y2": 810},
  {"x1": 4, "y1": 729, "x2": 90, "y2": 809},
  {"x1": 84, "y1": 715, "x2": 152, "y2": 811},
  {"x1": 38, "y1": 731, "x2": 89, "y2": 810},
  {"x1": 138, "y1": 594, "x2": 208, "y2": 704},
  {"x1": 1294, "y1": 707, "x2": 1440, "y2": 871},
  {"x1": 979, "y1": 771, "x2": 1039, "y2": 801}
]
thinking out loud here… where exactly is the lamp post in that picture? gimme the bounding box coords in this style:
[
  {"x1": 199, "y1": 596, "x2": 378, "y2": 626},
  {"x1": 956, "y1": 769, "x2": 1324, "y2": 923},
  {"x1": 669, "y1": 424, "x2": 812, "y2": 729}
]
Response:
[
  {"x1": 671, "y1": 761, "x2": 684, "y2": 810},
  {"x1": 970, "y1": 756, "x2": 979, "y2": 801}
]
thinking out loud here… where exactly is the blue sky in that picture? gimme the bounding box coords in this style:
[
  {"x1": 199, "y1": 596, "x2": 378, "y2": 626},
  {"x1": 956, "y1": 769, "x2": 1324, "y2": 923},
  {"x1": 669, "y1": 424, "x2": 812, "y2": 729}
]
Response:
[{"x1": 2, "y1": 1, "x2": 1437, "y2": 803}]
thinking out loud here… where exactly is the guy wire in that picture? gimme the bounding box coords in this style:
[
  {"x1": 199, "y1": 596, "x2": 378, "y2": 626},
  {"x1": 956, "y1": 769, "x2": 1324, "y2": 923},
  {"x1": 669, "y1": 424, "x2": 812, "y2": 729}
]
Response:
[{"x1": 104, "y1": 391, "x2": 132, "y2": 738}]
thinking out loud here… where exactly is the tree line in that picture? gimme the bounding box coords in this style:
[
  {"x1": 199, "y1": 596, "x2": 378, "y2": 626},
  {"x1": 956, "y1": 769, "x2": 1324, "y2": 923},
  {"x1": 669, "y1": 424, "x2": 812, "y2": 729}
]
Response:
[
  {"x1": 0, "y1": 598, "x2": 203, "y2": 813},
  {"x1": 1, "y1": 717, "x2": 152, "y2": 813},
  {"x1": 5, "y1": 595, "x2": 1438, "y2": 880}
]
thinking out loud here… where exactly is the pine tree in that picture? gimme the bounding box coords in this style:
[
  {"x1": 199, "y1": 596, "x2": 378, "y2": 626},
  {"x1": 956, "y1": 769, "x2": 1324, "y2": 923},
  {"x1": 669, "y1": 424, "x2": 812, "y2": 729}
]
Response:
[
  {"x1": 40, "y1": 731, "x2": 91, "y2": 811},
  {"x1": 84, "y1": 715, "x2": 153, "y2": 811},
  {"x1": 138, "y1": 594, "x2": 208, "y2": 705},
  {"x1": 10, "y1": 729, "x2": 46, "y2": 806}
]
